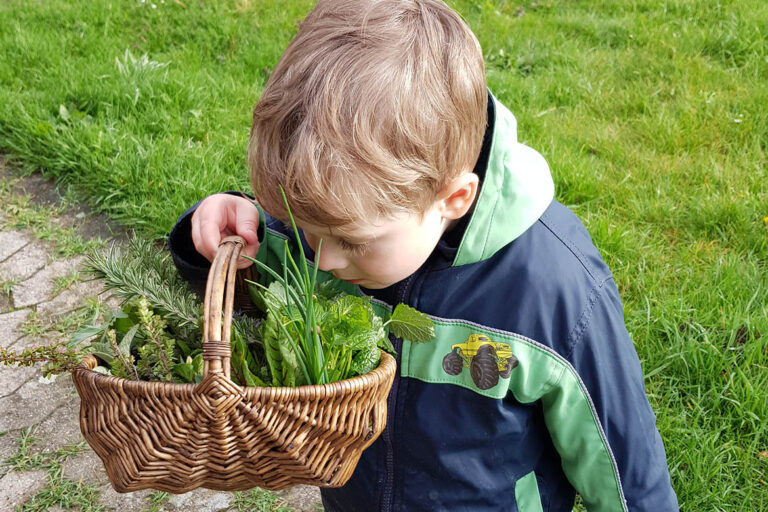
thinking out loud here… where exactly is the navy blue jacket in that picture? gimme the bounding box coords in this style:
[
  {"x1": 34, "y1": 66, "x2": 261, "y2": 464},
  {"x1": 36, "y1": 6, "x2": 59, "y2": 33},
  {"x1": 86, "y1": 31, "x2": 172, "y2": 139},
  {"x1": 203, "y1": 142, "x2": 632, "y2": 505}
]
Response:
[{"x1": 168, "y1": 95, "x2": 678, "y2": 511}]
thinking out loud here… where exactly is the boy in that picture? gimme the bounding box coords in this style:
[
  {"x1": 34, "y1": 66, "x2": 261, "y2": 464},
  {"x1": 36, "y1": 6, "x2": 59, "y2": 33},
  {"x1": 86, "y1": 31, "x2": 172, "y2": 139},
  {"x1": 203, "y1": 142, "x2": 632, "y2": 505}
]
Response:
[{"x1": 168, "y1": 0, "x2": 679, "y2": 510}]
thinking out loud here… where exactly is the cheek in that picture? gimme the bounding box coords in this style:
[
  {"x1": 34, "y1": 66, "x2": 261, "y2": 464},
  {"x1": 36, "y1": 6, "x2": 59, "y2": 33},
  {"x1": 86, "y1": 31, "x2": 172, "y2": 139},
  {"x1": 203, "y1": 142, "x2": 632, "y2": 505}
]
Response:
[{"x1": 304, "y1": 233, "x2": 319, "y2": 251}]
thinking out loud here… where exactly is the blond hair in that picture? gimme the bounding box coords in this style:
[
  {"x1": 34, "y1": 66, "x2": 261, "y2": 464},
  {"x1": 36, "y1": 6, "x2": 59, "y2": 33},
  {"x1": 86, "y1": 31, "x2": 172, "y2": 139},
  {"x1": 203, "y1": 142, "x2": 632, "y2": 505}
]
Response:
[{"x1": 248, "y1": 0, "x2": 487, "y2": 226}]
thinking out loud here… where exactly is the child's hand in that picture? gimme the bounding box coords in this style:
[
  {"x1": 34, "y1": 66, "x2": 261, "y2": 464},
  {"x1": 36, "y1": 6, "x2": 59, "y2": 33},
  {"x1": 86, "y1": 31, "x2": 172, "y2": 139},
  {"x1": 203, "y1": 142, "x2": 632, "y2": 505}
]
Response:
[{"x1": 191, "y1": 194, "x2": 261, "y2": 269}]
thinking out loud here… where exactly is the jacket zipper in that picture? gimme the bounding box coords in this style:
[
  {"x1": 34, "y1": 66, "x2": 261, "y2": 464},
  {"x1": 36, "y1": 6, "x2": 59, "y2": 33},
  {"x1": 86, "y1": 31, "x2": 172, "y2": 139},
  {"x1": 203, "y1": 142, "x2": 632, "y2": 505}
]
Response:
[{"x1": 381, "y1": 274, "x2": 416, "y2": 511}]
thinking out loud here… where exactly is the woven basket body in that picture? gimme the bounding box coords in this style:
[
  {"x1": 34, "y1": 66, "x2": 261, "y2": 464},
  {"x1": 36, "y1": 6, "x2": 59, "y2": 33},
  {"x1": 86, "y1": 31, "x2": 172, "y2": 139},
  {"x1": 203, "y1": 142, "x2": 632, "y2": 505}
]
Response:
[{"x1": 71, "y1": 236, "x2": 396, "y2": 493}]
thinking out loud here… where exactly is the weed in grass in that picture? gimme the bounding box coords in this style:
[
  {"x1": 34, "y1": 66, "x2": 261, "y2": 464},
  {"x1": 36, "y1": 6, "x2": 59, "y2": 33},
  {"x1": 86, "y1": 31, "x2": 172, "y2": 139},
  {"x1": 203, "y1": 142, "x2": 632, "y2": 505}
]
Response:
[
  {"x1": 0, "y1": 182, "x2": 105, "y2": 258},
  {"x1": 18, "y1": 465, "x2": 104, "y2": 512},
  {"x1": 1, "y1": 279, "x2": 20, "y2": 297},
  {"x1": 144, "y1": 490, "x2": 170, "y2": 512},
  {"x1": 20, "y1": 311, "x2": 47, "y2": 339},
  {"x1": 231, "y1": 488, "x2": 293, "y2": 512},
  {"x1": 54, "y1": 298, "x2": 103, "y2": 338},
  {"x1": 4, "y1": 427, "x2": 87, "y2": 472},
  {"x1": 52, "y1": 271, "x2": 82, "y2": 296},
  {"x1": 4, "y1": 428, "x2": 101, "y2": 512},
  {"x1": 3, "y1": 427, "x2": 49, "y2": 472}
]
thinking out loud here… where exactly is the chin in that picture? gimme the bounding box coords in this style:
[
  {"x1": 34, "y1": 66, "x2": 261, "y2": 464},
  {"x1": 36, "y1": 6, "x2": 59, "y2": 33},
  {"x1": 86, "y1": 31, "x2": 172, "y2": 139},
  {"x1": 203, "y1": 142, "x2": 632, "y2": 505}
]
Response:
[{"x1": 360, "y1": 282, "x2": 387, "y2": 290}]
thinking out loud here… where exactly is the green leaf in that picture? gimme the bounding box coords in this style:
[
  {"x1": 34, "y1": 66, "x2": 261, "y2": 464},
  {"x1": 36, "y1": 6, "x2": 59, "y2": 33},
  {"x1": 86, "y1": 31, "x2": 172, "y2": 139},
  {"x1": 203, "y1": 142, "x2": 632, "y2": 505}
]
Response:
[
  {"x1": 377, "y1": 334, "x2": 396, "y2": 356},
  {"x1": 388, "y1": 304, "x2": 435, "y2": 343},
  {"x1": 113, "y1": 309, "x2": 135, "y2": 333},
  {"x1": 192, "y1": 354, "x2": 204, "y2": 384},
  {"x1": 176, "y1": 338, "x2": 192, "y2": 358},
  {"x1": 261, "y1": 314, "x2": 284, "y2": 387},
  {"x1": 350, "y1": 344, "x2": 380, "y2": 376},
  {"x1": 172, "y1": 359, "x2": 195, "y2": 382},
  {"x1": 69, "y1": 325, "x2": 105, "y2": 347},
  {"x1": 261, "y1": 281, "x2": 290, "y2": 311},
  {"x1": 58, "y1": 104, "x2": 70, "y2": 121},
  {"x1": 118, "y1": 324, "x2": 140, "y2": 356},
  {"x1": 89, "y1": 341, "x2": 115, "y2": 365}
]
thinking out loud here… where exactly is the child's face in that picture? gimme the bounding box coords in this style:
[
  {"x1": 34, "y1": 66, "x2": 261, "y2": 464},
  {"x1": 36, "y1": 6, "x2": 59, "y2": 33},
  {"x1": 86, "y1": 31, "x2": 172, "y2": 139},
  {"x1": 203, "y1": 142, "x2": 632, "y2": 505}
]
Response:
[{"x1": 298, "y1": 204, "x2": 448, "y2": 290}]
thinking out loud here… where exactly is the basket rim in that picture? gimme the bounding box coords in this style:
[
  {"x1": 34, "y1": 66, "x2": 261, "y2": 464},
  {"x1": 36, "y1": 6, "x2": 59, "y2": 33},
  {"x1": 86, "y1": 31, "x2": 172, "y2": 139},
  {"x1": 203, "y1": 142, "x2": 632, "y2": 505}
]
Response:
[{"x1": 73, "y1": 349, "x2": 397, "y2": 397}]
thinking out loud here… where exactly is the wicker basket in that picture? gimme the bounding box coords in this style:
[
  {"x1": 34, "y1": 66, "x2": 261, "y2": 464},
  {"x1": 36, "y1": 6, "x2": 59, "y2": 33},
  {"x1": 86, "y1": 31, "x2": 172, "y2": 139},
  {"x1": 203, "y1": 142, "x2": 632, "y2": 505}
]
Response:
[{"x1": 71, "y1": 236, "x2": 397, "y2": 493}]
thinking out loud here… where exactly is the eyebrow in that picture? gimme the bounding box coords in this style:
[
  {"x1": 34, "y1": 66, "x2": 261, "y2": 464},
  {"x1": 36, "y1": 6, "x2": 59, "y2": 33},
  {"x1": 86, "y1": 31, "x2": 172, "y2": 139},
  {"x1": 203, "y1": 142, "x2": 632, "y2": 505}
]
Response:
[{"x1": 328, "y1": 226, "x2": 372, "y2": 242}]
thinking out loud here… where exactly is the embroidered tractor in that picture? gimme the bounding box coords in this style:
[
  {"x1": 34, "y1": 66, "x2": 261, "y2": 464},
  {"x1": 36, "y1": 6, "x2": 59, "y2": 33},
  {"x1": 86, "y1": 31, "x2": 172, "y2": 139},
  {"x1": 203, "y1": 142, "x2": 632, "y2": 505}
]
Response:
[{"x1": 442, "y1": 334, "x2": 519, "y2": 390}]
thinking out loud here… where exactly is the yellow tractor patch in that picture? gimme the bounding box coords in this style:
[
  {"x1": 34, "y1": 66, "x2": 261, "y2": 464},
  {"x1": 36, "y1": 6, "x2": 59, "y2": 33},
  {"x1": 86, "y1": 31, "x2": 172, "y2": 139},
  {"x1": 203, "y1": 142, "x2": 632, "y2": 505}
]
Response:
[{"x1": 442, "y1": 334, "x2": 519, "y2": 390}]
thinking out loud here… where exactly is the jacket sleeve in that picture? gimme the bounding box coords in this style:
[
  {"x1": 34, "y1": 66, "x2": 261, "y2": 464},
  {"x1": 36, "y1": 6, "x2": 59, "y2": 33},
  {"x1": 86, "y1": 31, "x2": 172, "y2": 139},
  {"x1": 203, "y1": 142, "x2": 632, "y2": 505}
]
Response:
[
  {"x1": 540, "y1": 277, "x2": 679, "y2": 511},
  {"x1": 166, "y1": 191, "x2": 258, "y2": 294}
]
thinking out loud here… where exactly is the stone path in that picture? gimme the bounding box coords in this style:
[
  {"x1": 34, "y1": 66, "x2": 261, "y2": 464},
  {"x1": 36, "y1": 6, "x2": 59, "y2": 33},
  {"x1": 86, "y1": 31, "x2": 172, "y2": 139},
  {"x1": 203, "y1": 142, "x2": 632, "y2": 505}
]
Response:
[{"x1": 0, "y1": 160, "x2": 322, "y2": 511}]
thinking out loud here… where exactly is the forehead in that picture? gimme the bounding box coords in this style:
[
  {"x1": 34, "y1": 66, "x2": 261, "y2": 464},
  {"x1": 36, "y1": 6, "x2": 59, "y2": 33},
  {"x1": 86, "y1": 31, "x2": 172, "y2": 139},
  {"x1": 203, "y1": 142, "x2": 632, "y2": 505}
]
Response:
[{"x1": 297, "y1": 213, "x2": 407, "y2": 239}]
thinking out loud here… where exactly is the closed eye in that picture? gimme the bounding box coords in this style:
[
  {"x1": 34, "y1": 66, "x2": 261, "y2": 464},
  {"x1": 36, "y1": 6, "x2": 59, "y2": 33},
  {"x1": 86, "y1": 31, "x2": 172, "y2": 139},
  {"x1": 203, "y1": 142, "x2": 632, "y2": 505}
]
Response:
[{"x1": 338, "y1": 238, "x2": 370, "y2": 255}]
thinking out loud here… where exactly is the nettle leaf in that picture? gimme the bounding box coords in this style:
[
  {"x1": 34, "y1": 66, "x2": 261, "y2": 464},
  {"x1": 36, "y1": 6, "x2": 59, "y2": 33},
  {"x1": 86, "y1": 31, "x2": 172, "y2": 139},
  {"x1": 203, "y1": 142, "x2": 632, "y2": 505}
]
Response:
[
  {"x1": 350, "y1": 343, "x2": 380, "y2": 376},
  {"x1": 331, "y1": 295, "x2": 366, "y2": 319},
  {"x1": 388, "y1": 304, "x2": 435, "y2": 343},
  {"x1": 377, "y1": 334, "x2": 396, "y2": 355},
  {"x1": 315, "y1": 279, "x2": 345, "y2": 302}
]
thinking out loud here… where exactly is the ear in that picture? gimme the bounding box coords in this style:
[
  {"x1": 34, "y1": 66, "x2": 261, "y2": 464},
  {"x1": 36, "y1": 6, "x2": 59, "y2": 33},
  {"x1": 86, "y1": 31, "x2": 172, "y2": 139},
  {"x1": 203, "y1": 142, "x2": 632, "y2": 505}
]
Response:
[{"x1": 438, "y1": 172, "x2": 479, "y2": 221}]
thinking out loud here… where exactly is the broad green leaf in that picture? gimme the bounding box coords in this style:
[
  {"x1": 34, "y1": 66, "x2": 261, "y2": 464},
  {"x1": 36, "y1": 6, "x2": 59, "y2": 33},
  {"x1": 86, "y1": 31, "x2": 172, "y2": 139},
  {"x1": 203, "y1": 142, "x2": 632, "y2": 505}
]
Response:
[
  {"x1": 350, "y1": 344, "x2": 380, "y2": 376},
  {"x1": 69, "y1": 325, "x2": 105, "y2": 346},
  {"x1": 89, "y1": 341, "x2": 115, "y2": 365},
  {"x1": 388, "y1": 304, "x2": 435, "y2": 343},
  {"x1": 172, "y1": 360, "x2": 195, "y2": 382}
]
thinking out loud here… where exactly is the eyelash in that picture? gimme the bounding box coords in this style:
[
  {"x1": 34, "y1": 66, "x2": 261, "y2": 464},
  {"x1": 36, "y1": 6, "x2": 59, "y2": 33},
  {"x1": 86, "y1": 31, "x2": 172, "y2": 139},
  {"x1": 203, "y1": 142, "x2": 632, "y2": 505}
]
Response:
[{"x1": 338, "y1": 239, "x2": 370, "y2": 255}]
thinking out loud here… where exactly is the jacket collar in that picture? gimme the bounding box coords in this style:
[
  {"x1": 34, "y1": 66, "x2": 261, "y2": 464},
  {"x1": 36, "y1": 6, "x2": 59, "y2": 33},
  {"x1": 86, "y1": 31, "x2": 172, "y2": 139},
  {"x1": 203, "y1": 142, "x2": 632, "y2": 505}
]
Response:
[{"x1": 447, "y1": 92, "x2": 555, "y2": 267}]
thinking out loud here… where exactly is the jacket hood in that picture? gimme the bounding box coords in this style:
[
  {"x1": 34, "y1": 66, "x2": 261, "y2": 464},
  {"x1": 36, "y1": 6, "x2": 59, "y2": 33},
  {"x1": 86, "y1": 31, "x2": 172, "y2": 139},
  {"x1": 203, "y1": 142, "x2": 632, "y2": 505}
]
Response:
[{"x1": 452, "y1": 93, "x2": 555, "y2": 267}]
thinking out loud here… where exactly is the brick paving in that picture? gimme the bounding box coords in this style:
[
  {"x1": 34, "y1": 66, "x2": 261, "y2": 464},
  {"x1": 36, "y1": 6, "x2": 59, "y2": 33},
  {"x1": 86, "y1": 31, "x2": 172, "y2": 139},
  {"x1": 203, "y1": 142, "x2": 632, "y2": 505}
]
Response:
[{"x1": 0, "y1": 161, "x2": 322, "y2": 511}]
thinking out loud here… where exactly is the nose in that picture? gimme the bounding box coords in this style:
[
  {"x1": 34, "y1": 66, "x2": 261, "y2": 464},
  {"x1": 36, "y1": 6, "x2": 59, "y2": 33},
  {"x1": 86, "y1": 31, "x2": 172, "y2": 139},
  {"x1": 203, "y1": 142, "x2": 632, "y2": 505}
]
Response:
[{"x1": 314, "y1": 239, "x2": 348, "y2": 272}]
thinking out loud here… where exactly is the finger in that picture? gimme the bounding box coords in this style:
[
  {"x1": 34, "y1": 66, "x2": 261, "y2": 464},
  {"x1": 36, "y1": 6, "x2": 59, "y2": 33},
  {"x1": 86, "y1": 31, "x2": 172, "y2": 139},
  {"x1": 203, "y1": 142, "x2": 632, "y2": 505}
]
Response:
[
  {"x1": 190, "y1": 210, "x2": 207, "y2": 261},
  {"x1": 234, "y1": 199, "x2": 261, "y2": 246},
  {"x1": 198, "y1": 218, "x2": 223, "y2": 262},
  {"x1": 234, "y1": 199, "x2": 261, "y2": 268}
]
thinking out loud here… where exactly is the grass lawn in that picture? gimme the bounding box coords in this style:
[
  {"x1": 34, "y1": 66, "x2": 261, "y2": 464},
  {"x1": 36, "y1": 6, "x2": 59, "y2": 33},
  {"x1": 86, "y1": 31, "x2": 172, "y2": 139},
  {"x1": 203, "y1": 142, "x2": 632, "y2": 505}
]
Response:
[{"x1": 0, "y1": 0, "x2": 766, "y2": 509}]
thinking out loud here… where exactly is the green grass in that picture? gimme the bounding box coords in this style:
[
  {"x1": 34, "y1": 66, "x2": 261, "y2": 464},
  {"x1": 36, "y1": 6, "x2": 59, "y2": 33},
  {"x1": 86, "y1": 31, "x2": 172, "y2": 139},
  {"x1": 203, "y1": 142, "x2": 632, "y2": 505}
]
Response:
[
  {"x1": 0, "y1": 0, "x2": 766, "y2": 509},
  {"x1": 231, "y1": 488, "x2": 294, "y2": 512},
  {"x1": 2, "y1": 428, "x2": 103, "y2": 512},
  {"x1": 0, "y1": 176, "x2": 106, "y2": 258}
]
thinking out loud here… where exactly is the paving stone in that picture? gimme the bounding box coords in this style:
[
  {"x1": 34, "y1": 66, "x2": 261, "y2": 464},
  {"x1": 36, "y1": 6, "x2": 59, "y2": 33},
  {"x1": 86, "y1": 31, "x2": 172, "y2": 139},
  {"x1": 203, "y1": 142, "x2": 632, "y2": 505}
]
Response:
[
  {"x1": 36, "y1": 280, "x2": 106, "y2": 318},
  {"x1": 167, "y1": 490, "x2": 232, "y2": 511},
  {"x1": 0, "y1": 431, "x2": 20, "y2": 478},
  {"x1": 0, "y1": 469, "x2": 49, "y2": 510},
  {"x1": 0, "y1": 291, "x2": 12, "y2": 313},
  {"x1": 61, "y1": 448, "x2": 110, "y2": 485},
  {"x1": 99, "y1": 485, "x2": 154, "y2": 512},
  {"x1": 0, "y1": 308, "x2": 31, "y2": 347},
  {"x1": 12, "y1": 257, "x2": 85, "y2": 308},
  {"x1": 0, "y1": 373, "x2": 75, "y2": 431},
  {"x1": 32, "y1": 391, "x2": 83, "y2": 453},
  {"x1": 0, "y1": 230, "x2": 30, "y2": 263},
  {"x1": 276, "y1": 485, "x2": 323, "y2": 512},
  {"x1": 9, "y1": 331, "x2": 62, "y2": 351},
  {"x1": 0, "y1": 240, "x2": 48, "y2": 282},
  {"x1": 0, "y1": 363, "x2": 39, "y2": 397}
]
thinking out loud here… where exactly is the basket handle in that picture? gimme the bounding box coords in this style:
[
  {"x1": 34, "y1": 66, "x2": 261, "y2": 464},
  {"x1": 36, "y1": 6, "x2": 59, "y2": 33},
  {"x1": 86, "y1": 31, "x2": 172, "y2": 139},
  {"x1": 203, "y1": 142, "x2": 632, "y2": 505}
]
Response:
[{"x1": 201, "y1": 235, "x2": 247, "y2": 380}]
